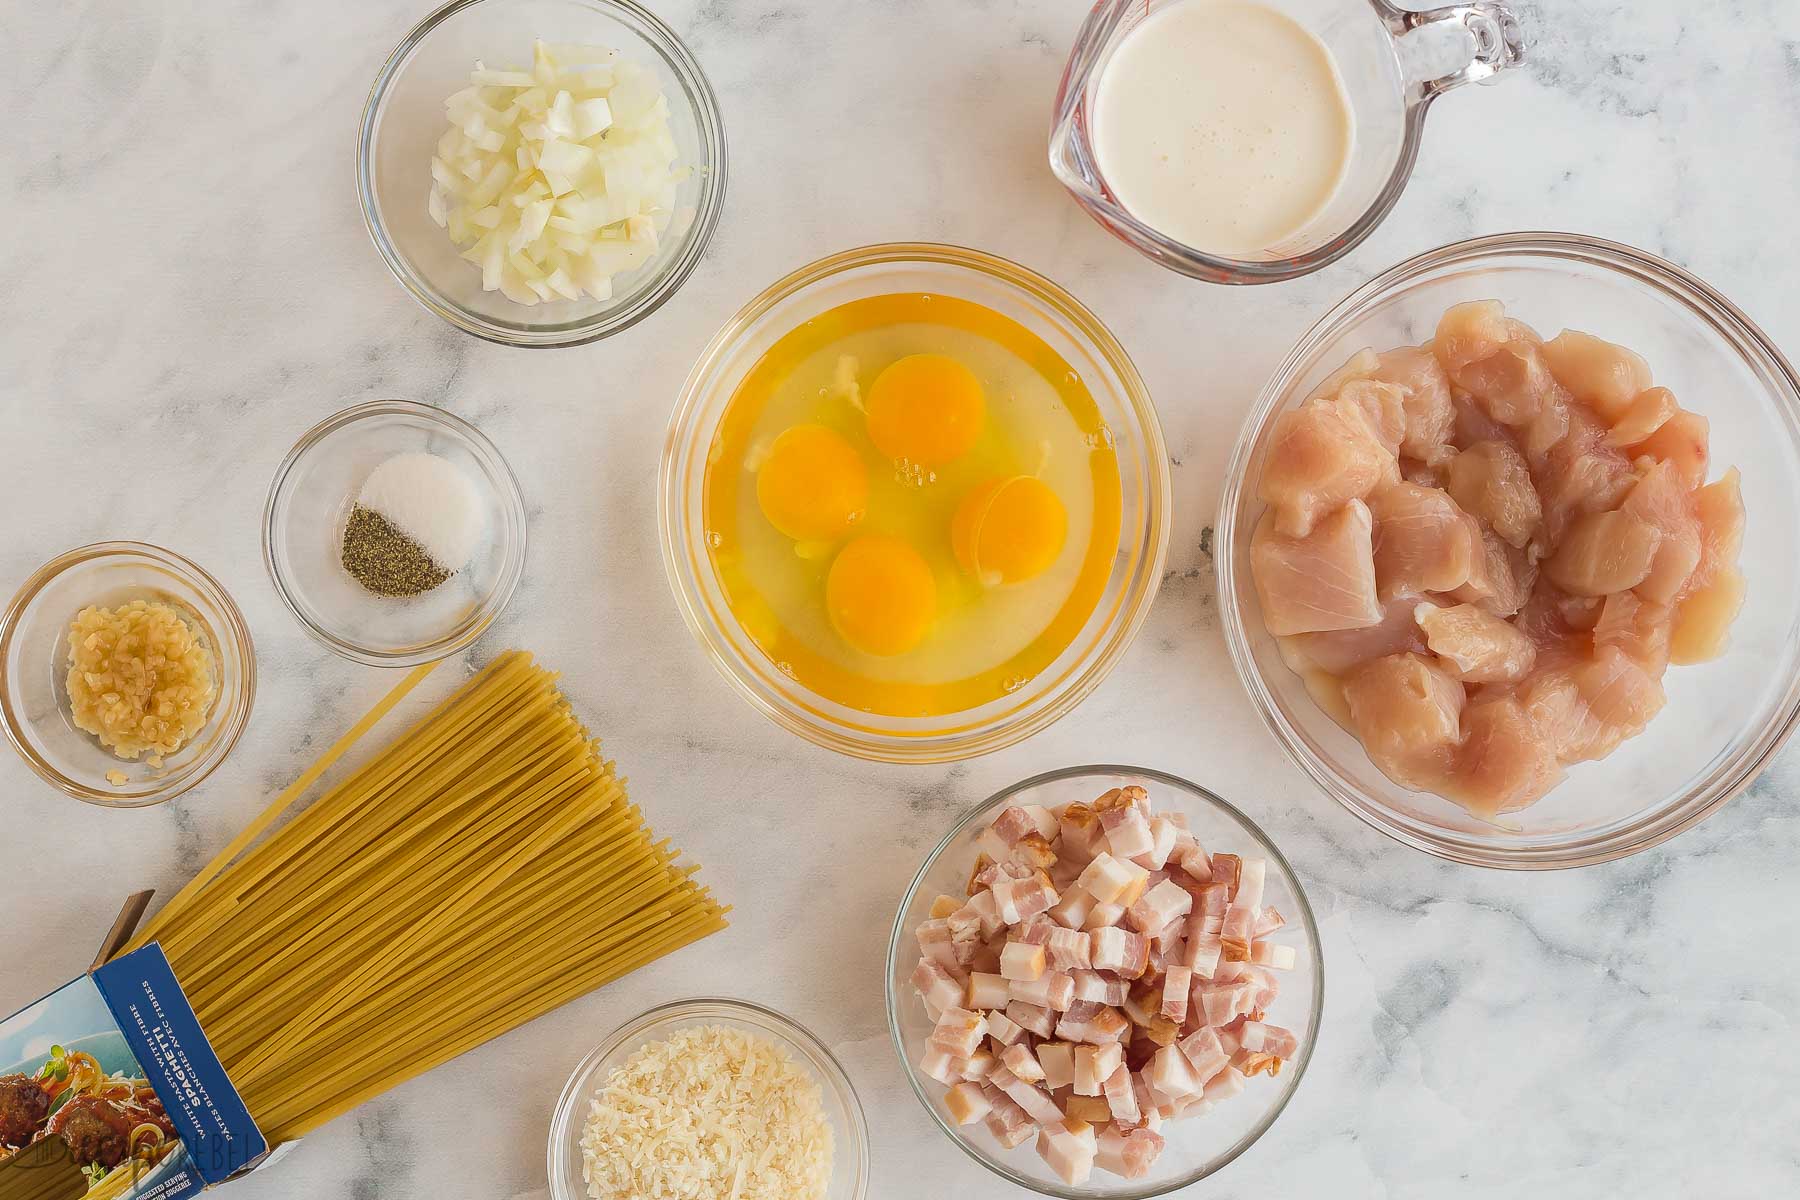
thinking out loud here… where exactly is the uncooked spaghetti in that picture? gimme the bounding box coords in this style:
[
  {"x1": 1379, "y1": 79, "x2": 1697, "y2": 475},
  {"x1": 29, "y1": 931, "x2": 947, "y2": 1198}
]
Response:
[{"x1": 116, "y1": 650, "x2": 727, "y2": 1144}]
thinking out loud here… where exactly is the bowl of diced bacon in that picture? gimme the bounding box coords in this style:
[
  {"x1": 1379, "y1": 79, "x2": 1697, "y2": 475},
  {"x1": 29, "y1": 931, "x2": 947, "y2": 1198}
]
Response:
[{"x1": 885, "y1": 766, "x2": 1322, "y2": 1197}]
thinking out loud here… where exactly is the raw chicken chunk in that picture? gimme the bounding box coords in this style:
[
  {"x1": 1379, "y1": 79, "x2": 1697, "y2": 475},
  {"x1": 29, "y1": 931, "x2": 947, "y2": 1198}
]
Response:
[
  {"x1": 1258, "y1": 396, "x2": 1396, "y2": 537},
  {"x1": 1368, "y1": 345, "x2": 1455, "y2": 463},
  {"x1": 1543, "y1": 510, "x2": 1663, "y2": 597},
  {"x1": 1250, "y1": 503, "x2": 1382, "y2": 635},
  {"x1": 1446, "y1": 696, "x2": 1561, "y2": 816},
  {"x1": 1445, "y1": 440, "x2": 1542, "y2": 549},
  {"x1": 1540, "y1": 330, "x2": 1653, "y2": 420},
  {"x1": 1532, "y1": 407, "x2": 1634, "y2": 544},
  {"x1": 1455, "y1": 340, "x2": 1564, "y2": 427},
  {"x1": 1592, "y1": 592, "x2": 1672, "y2": 677},
  {"x1": 1434, "y1": 300, "x2": 1513, "y2": 374},
  {"x1": 1606, "y1": 386, "x2": 1677, "y2": 447},
  {"x1": 1628, "y1": 408, "x2": 1710, "y2": 490},
  {"x1": 1414, "y1": 602, "x2": 1537, "y2": 683},
  {"x1": 1341, "y1": 654, "x2": 1464, "y2": 792},
  {"x1": 1366, "y1": 483, "x2": 1479, "y2": 598},
  {"x1": 1670, "y1": 468, "x2": 1746, "y2": 663},
  {"x1": 1448, "y1": 529, "x2": 1535, "y2": 619},
  {"x1": 1337, "y1": 380, "x2": 1408, "y2": 455},
  {"x1": 1282, "y1": 593, "x2": 1427, "y2": 674},
  {"x1": 1618, "y1": 461, "x2": 1701, "y2": 605}
]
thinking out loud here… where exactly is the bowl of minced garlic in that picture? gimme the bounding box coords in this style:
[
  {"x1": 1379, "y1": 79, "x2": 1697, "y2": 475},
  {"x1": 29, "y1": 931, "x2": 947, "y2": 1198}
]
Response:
[
  {"x1": 1, "y1": 542, "x2": 256, "y2": 806},
  {"x1": 548, "y1": 1000, "x2": 869, "y2": 1200}
]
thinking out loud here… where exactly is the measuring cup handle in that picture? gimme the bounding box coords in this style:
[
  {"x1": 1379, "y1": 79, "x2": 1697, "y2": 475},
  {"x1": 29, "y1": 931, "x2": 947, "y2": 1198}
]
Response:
[{"x1": 1383, "y1": 2, "x2": 1527, "y2": 99}]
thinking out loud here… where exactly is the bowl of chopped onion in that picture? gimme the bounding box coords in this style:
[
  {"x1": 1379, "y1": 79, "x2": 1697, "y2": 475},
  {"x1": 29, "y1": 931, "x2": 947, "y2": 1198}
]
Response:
[{"x1": 358, "y1": 0, "x2": 726, "y2": 347}]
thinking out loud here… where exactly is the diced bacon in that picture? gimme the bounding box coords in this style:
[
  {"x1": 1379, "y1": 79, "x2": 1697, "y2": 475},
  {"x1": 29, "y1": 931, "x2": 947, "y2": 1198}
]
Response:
[
  {"x1": 1076, "y1": 852, "x2": 1150, "y2": 906},
  {"x1": 1000, "y1": 940, "x2": 1047, "y2": 981},
  {"x1": 912, "y1": 959, "x2": 965, "y2": 1015},
  {"x1": 918, "y1": 1045, "x2": 963, "y2": 1085},
  {"x1": 932, "y1": 1007, "x2": 988, "y2": 1058},
  {"x1": 916, "y1": 918, "x2": 962, "y2": 968},
  {"x1": 944, "y1": 1080, "x2": 992, "y2": 1125},
  {"x1": 1160, "y1": 966, "x2": 1191, "y2": 1023},
  {"x1": 1068, "y1": 970, "x2": 1108, "y2": 1005},
  {"x1": 1158, "y1": 1094, "x2": 1209, "y2": 1122},
  {"x1": 991, "y1": 805, "x2": 1039, "y2": 844},
  {"x1": 1006, "y1": 833, "x2": 1058, "y2": 871},
  {"x1": 1096, "y1": 1125, "x2": 1165, "y2": 1180},
  {"x1": 1234, "y1": 1046, "x2": 1283, "y2": 1076},
  {"x1": 1014, "y1": 916, "x2": 1057, "y2": 945},
  {"x1": 1036, "y1": 1119, "x2": 1096, "y2": 1186},
  {"x1": 985, "y1": 1011, "x2": 1024, "y2": 1045},
  {"x1": 1236, "y1": 859, "x2": 1267, "y2": 911},
  {"x1": 1047, "y1": 885, "x2": 1096, "y2": 930},
  {"x1": 1250, "y1": 940, "x2": 1297, "y2": 970},
  {"x1": 961, "y1": 1047, "x2": 995, "y2": 1080},
  {"x1": 1203, "y1": 1066, "x2": 1246, "y2": 1103},
  {"x1": 1215, "y1": 1022, "x2": 1243, "y2": 1057},
  {"x1": 928, "y1": 893, "x2": 961, "y2": 919},
  {"x1": 1073, "y1": 1042, "x2": 1124, "y2": 1095},
  {"x1": 1005, "y1": 1000, "x2": 1056, "y2": 1038},
  {"x1": 1001, "y1": 1042, "x2": 1045, "y2": 1083},
  {"x1": 1253, "y1": 906, "x2": 1286, "y2": 938},
  {"x1": 1213, "y1": 958, "x2": 1251, "y2": 984},
  {"x1": 1037, "y1": 1042, "x2": 1075, "y2": 1091},
  {"x1": 1220, "y1": 904, "x2": 1256, "y2": 962},
  {"x1": 983, "y1": 1086, "x2": 1035, "y2": 1148},
  {"x1": 1045, "y1": 927, "x2": 1092, "y2": 970},
  {"x1": 1177, "y1": 1026, "x2": 1229, "y2": 1080},
  {"x1": 967, "y1": 971, "x2": 1011, "y2": 1010},
  {"x1": 1184, "y1": 929, "x2": 1223, "y2": 980},
  {"x1": 1091, "y1": 927, "x2": 1151, "y2": 978},
  {"x1": 1082, "y1": 900, "x2": 1127, "y2": 930},
  {"x1": 1195, "y1": 881, "x2": 1229, "y2": 922},
  {"x1": 975, "y1": 858, "x2": 1028, "y2": 889},
  {"x1": 953, "y1": 889, "x2": 1003, "y2": 938},
  {"x1": 1020, "y1": 803, "x2": 1059, "y2": 840},
  {"x1": 1095, "y1": 1123, "x2": 1131, "y2": 1177},
  {"x1": 975, "y1": 828, "x2": 1011, "y2": 867},
  {"x1": 1197, "y1": 980, "x2": 1256, "y2": 1027},
  {"x1": 1148, "y1": 1043, "x2": 1204, "y2": 1100},
  {"x1": 992, "y1": 1065, "x2": 1065, "y2": 1124},
  {"x1": 1057, "y1": 802, "x2": 1105, "y2": 862},
  {"x1": 1135, "y1": 816, "x2": 1180, "y2": 870},
  {"x1": 1101, "y1": 804, "x2": 1156, "y2": 860},
  {"x1": 1121, "y1": 983, "x2": 1158, "y2": 1028},
  {"x1": 1130, "y1": 1072, "x2": 1159, "y2": 1129},
  {"x1": 1064, "y1": 1094, "x2": 1111, "y2": 1125},
  {"x1": 1127, "y1": 879, "x2": 1195, "y2": 935},
  {"x1": 1174, "y1": 840, "x2": 1212, "y2": 882},
  {"x1": 992, "y1": 871, "x2": 1059, "y2": 924},
  {"x1": 1209, "y1": 853, "x2": 1242, "y2": 896},
  {"x1": 1010, "y1": 970, "x2": 1074, "y2": 1011},
  {"x1": 1092, "y1": 785, "x2": 1148, "y2": 816},
  {"x1": 1103, "y1": 1063, "x2": 1140, "y2": 1124},
  {"x1": 1238, "y1": 1020, "x2": 1299, "y2": 1058}
]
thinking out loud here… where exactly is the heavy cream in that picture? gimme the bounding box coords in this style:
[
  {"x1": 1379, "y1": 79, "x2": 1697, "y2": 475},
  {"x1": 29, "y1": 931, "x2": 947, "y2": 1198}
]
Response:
[{"x1": 1092, "y1": 0, "x2": 1354, "y2": 258}]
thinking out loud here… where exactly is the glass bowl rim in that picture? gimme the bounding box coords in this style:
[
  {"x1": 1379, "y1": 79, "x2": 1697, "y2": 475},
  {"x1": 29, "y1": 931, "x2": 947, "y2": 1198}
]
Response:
[
  {"x1": 657, "y1": 241, "x2": 1172, "y2": 763},
  {"x1": 1216, "y1": 229, "x2": 1800, "y2": 869},
  {"x1": 261, "y1": 398, "x2": 529, "y2": 667},
  {"x1": 544, "y1": 995, "x2": 872, "y2": 1200},
  {"x1": 355, "y1": 0, "x2": 729, "y2": 349},
  {"x1": 883, "y1": 763, "x2": 1325, "y2": 1198},
  {"x1": 0, "y1": 540, "x2": 259, "y2": 809}
]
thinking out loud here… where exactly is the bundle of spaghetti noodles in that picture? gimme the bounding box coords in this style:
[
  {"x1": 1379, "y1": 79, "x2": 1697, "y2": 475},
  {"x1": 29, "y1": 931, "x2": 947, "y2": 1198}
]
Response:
[
  {"x1": 114, "y1": 651, "x2": 726, "y2": 1145},
  {"x1": 0, "y1": 1139, "x2": 84, "y2": 1200}
]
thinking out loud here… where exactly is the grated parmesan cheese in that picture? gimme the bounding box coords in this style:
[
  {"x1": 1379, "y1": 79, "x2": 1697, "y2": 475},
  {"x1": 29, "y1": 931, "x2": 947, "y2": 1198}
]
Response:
[{"x1": 580, "y1": 1023, "x2": 833, "y2": 1200}]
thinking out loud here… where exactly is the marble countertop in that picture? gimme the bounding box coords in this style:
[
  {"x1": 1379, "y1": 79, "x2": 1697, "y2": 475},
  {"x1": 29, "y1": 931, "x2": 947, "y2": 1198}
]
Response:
[{"x1": 5, "y1": 1, "x2": 1798, "y2": 1196}]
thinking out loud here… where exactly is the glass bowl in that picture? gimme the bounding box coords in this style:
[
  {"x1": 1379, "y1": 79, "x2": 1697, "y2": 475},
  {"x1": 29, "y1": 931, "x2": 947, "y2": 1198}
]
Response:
[
  {"x1": 0, "y1": 542, "x2": 257, "y2": 808},
  {"x1": 659, "y1": 243, "x2": 1170, "y2": 763},
  {"x1": 885, "y1": 766, "x2": 1323, "y2": 1198},
  {"x1": 358, "y1": 0, "x2": 727, "y2": 347},
  {"x1": 546, "y1": 997, "x2": 870, "y2": 1200},
  {"x1": 263, "y1": 400, "x2": 528, "y2": 666},
  {"x1": 1218, "y1": 232, "x2": 1800, "y2": 868}
]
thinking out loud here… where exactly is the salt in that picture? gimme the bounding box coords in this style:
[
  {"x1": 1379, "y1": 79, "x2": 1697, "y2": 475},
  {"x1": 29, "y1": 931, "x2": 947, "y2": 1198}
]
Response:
[{"x1": 357, "y1": 452, "x2": 485, "y2": 573}]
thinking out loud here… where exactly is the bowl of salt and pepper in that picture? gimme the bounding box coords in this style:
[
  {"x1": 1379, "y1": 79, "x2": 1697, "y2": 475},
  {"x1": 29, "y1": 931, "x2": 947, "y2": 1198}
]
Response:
[{"x1": 262, "y1": 399, "x2": 528, "y2": 665}]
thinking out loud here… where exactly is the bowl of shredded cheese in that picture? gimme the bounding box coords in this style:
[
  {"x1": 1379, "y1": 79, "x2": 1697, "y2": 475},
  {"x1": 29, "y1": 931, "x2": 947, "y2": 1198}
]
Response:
[
  {"x1": 0, "y1": 541, "x2": 256, "y2": 807},
  {"x1": 547, "y1": 998, "x2": 869, "y2": 1200}
]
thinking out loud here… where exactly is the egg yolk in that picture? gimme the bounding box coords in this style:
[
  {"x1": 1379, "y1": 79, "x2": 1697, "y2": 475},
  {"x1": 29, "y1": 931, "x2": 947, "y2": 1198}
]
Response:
[
  {"x1": 865, "y1": 354, "x2": 985, "y2": 466},
  {"x1": 826, "y1": 535, "x2": 937, "y2": 656},
  {"x1": 755, "y1": 424, "x2": 869, "y2": 542},
  {"x1": 951, "y1": 475, "x2": 1068, "y2": 586}
]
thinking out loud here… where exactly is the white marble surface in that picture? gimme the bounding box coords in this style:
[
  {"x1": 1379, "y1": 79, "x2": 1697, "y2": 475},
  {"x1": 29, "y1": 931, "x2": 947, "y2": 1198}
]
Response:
[{"x1": 4, "y1": 1, "x2": 1799, "y2": 1197}]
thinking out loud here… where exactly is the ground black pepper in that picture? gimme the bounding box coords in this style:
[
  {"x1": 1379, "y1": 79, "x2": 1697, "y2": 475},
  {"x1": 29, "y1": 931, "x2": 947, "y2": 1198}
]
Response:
[{"x1": 341, "y1": 505, "x2": 451, "y2": 597}]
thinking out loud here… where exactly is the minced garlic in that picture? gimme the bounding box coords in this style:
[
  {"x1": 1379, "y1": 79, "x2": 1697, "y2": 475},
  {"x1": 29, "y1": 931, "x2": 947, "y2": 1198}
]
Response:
[
  {"x1": 66, "y1": 599, "x2": 216, "y2": 761},
  {"x1": 580, "y1": 1024, "x2": 832, "y2": 1200}
]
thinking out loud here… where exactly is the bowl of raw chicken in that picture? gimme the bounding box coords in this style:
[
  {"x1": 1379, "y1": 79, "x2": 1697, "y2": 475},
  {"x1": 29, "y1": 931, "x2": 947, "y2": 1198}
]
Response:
[{"x1": 1218, "y1": 233, "x2": 1800, "y2": 868}]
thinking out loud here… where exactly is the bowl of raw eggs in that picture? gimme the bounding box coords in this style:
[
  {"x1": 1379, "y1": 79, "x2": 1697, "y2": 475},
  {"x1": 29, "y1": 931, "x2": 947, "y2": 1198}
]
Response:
[{"x1": 660, "y1": 243, "x2": 1169, "y2": 762}]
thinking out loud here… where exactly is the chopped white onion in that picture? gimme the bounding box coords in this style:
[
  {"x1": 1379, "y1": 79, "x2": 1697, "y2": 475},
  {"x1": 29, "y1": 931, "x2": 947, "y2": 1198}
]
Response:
[{"x1": 429, "y1": 39, "x2": 685, "y2": 306}]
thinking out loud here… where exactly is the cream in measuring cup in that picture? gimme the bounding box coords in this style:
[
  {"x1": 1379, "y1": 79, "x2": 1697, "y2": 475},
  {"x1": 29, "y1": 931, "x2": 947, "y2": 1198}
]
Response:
[{"x1": 1091, "y1": 0, "x2": 1354, "y2": 259}]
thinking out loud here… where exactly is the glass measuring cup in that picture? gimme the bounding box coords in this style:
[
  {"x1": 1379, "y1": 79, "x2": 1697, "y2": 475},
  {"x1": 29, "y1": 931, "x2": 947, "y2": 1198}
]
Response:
[{"x1": 1050, "y1": 0, "x2": 1526, "y2": 284}]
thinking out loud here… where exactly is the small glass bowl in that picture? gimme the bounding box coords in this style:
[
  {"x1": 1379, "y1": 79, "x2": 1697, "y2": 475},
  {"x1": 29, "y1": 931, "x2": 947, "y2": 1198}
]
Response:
[
  {"x1": 546, "y1": 997, "x2": 870, "y2": 1200},
  {"x1": 263, "y1": 400, "x2": 527, "y2": 666},
  {"x1": 660, "y1": 243, "x2": 1171, "y2": 763},
  {"x1": 886, "y1": 766, "x2": 1323, "y2": 1198},
  {"x1": 0, "y1": 542, "x2": 257, "y2": 807},
  {"x1": 1218, "y1": 232, "x2": 1800, "y2": 867},
  {"x1": 358, "y1": 0, "x2": 727, "y2": 347}
]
